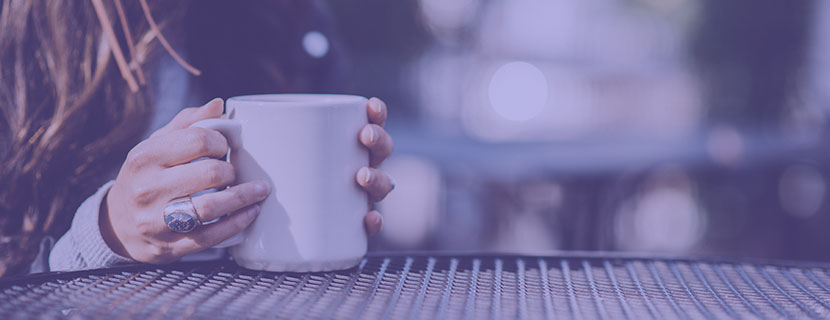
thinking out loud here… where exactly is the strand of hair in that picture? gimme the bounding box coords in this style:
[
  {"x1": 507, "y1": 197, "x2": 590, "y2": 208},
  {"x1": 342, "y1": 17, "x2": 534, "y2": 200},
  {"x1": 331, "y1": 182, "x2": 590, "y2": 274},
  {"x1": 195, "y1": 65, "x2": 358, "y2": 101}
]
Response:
[
  {"x1": 90, "y1": 0, "x2": 139, "y2": 92},
  {"x1": 138, "y1": 0, "x2": 201, "y2": 76},
  {"x1": 112, "y1": 0, "x2": 145, "y2": 85}
]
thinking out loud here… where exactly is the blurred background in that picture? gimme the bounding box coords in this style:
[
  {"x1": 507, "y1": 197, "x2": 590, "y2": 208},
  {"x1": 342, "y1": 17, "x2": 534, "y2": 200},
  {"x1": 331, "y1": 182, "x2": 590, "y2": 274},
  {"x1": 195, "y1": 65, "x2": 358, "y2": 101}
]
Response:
[{"x1": 313, "y1": 0, "x2": 829, "y2": 261}]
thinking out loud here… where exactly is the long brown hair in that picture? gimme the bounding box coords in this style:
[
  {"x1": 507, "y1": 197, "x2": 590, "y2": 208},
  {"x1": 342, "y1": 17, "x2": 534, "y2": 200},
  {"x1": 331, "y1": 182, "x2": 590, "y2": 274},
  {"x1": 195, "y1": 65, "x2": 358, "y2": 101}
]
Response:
[
  {"x1": 0, "y1": 0, "x2": 183, "y2": 277},
  {"x1": 0, "y1": 0, "x2": 333, "y2": 277}
]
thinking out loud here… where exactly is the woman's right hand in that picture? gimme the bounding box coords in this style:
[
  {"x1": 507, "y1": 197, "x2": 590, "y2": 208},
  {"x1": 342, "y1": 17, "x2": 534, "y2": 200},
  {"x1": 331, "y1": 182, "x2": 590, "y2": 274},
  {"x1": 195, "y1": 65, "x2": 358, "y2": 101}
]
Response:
[{"x1": 101, "y1": 98, "x2": 271, "y2": 264}]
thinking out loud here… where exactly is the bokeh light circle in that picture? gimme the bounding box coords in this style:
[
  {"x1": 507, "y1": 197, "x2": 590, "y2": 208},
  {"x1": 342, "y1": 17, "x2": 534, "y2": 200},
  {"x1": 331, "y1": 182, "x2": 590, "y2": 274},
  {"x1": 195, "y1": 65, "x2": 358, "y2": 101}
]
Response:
[
  {"x1": 302, "y1": 31, "x2": 329, "y2": 59},
  {"x1": 488, "y1": 61, "x2": 548, "y2": 121}
]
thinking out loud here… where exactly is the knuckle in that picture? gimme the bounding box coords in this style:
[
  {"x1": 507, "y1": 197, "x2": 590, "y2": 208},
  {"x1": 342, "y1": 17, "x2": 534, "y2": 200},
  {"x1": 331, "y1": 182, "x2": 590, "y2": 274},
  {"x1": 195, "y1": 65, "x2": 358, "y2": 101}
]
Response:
[
  {"x1": 135, "y1": 216, "x2": 157, "y2": 236},
  {"x1": 204, "y1": 161, "x2": 233, "y2": 186},
  {"x1": 232, "y1": 186, "x2": 255, "y2": 205},
  {"x1": 131, "y1": 184, "x2": 158, "y2": 206},
  {"x1": 125, "y1": 142, "x2": 152, "y2": 170},
  {"x1": 186, "y1": 129, "x2": 214, "y2": 156},
  {"x1": 233, "y1": 213, "x2": 253, "y2": 230},
  {"x1": 193, "y1": 199, "x2": 213, "y2": 220},
  {"x1": 144, "y1": 243, "x2": 162, "y2": 258},
  {"x1": 145, "y1": 242, "x2": 174, "y2": 262},
  {"x1": 231, "y1": 189, "x2": 249, "y2": 206}
]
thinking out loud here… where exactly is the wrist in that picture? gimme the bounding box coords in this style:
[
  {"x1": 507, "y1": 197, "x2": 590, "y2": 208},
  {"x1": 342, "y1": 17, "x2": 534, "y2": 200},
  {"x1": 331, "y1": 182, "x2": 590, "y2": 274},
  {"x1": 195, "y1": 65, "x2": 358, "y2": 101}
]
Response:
[{"x1": 99, "y1": 190, "x2": 130, "y2": 258}]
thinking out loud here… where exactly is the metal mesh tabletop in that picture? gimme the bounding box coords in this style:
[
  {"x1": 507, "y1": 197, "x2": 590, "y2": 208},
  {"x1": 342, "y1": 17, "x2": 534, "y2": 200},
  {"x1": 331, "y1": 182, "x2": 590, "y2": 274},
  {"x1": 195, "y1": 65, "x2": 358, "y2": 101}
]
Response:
[{"x1": 3, "y1": 253, "x2": 830, "y2": 319}]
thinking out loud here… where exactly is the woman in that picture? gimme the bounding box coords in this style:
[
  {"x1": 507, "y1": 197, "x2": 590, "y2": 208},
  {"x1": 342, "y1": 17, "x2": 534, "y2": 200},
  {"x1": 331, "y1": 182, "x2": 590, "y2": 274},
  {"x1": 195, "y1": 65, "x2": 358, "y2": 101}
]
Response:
[{"x1": 0, "y1": 0, "x2": 394, "y2": 276}]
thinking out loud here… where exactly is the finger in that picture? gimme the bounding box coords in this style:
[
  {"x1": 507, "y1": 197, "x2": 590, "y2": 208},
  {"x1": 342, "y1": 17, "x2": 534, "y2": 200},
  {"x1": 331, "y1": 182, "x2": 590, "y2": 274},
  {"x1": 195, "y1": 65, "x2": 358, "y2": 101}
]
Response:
[
  {"x1": 364, "y1": 210, "x2": 383, "y2": 237},
  {"x1": 367, "y1": 97, "x2": 387, "y2": 126},
  {"x1": 359, "y1": 124, "x2": 394, "y2": 167},
  {"x1": 160, "y1": 159, "x2": 236, "y2": 198},
  {"x1": 154, "y1": 127, "x2": 229, "y2": 166},
  {"x1": 355, "y1": 167, "x2": 395, "y2": 202},
  {"x1": 152, "y1": 98, "x2": 224, "y2": 137},
  {"x1": 190, "y1": 180, "x2": 270, "y2": 222},
  {"x1": 173, "y1": 204, "x2": 261, "y2": 253}
]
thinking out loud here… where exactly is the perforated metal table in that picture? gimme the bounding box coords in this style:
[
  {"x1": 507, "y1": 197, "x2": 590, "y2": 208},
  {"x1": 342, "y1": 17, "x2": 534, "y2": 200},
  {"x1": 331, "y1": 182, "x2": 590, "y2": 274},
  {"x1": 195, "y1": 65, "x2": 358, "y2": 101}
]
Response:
[{"x1": 2, "y1": 253, "x2": 830, "y2": 319}]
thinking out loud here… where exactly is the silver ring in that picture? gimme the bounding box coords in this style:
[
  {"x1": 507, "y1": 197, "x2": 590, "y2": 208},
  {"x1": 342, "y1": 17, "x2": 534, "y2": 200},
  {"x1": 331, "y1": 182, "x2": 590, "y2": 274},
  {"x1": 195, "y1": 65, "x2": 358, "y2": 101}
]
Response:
[{"x1": 163, "y1": 196, "x2": 202, "y2": 233}]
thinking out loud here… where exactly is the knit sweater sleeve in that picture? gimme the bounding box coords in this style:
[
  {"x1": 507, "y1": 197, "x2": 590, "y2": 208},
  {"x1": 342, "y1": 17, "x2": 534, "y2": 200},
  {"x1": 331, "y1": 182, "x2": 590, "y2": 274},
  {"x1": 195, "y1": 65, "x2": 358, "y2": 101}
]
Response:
[{"x1": 48, "y1": 181, "x2": 134, "y2": 271}]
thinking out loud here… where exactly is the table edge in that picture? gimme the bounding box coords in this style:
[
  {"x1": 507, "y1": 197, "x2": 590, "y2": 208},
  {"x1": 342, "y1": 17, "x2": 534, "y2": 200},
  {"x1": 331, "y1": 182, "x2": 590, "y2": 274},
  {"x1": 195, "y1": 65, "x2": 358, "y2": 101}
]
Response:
[{"x1": 3, "y1": 251, "x2": 829, "y2": 288}]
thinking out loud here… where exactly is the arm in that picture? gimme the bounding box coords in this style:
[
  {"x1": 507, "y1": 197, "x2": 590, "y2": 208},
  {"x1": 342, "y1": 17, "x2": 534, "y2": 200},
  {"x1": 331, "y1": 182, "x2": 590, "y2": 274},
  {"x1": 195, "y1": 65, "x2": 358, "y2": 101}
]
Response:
[
  {"x1": 49, "y1": 181, "x2": 134, "y2": 271},
  {"x1": 49, "y1": 97, "x2": 393, "y2": 269}
]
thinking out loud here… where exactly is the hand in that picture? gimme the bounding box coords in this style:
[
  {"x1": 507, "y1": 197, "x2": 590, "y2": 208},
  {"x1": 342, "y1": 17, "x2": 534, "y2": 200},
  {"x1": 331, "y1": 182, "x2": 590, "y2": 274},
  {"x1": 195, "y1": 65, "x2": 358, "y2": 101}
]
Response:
[
  {"x1": 356, "y1": 97, "x2": 395, "y2": 236},
  {"x1": 101, "y1": 98, "x2": 271, "y2": 264}
]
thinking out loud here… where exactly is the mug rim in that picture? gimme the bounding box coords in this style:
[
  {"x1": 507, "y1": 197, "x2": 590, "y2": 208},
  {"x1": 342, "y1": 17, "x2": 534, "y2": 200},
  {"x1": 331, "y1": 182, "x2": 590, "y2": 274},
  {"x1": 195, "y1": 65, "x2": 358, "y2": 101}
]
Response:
[{"x1": 227, "y1": 94, "x2": 367, "y2": 107}]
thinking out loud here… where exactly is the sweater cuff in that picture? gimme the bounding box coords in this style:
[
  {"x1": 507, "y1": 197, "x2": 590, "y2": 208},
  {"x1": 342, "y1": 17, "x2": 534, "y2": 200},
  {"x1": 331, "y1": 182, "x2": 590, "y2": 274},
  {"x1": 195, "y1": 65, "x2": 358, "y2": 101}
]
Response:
[{"x1": 52, "y1": 181, "x2": 134, "y2": 270}]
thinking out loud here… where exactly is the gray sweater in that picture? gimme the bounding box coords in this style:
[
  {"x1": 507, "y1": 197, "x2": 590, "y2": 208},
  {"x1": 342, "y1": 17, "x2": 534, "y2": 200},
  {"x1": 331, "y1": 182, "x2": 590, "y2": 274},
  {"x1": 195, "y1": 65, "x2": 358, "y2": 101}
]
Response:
[{"x1": 48, "y1": 181, "x2": 134, "y2": 271}]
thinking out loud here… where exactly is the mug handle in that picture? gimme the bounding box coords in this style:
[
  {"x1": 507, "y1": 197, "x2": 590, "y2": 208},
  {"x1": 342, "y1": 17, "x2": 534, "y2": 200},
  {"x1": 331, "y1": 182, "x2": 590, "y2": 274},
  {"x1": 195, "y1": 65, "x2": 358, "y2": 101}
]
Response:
[
  {"x1": 191, "y1": 118, "x2": 243, "y2": 149},
  {"x1": 190, "y1": 118, "x2": 245, "y2": 248}
]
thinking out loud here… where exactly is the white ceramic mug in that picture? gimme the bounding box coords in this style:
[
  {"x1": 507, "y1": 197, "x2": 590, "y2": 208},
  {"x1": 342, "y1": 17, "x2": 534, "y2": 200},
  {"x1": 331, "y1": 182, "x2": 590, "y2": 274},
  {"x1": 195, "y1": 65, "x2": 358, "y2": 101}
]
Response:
[{"x1": 192, "y1": 94, "x2": 369, "y2": 272}]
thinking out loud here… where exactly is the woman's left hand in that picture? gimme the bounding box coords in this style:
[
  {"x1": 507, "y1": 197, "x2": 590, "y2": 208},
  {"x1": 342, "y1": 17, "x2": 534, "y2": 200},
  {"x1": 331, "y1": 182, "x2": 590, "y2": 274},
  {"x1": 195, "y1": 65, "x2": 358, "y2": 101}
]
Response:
[{"x1": 356, "y1": 97, "x2": 395, "y2": 236}]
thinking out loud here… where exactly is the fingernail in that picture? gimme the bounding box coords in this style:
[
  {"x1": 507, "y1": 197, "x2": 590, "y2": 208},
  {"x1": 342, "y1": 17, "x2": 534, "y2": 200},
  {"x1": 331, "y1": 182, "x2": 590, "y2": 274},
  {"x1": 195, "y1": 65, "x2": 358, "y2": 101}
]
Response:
[
  {"x1": 360, "y1": 126, "x2": 376, "y2": 145},
  {"x1": 374, "y1": 213, "x2": 382, "y2": 226},
  {"x1": 370, "y1": 99, "x2": 382, "y2": 113},
  {"x1": 253, "y1": 181, "x2": 269, "y2": 197},
  {"x1": 247, "y1": 205, "x2": 260, "y2": 217},
  {"x1": 357, "y1": 167, "x2": 372, "y2": 186}
]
